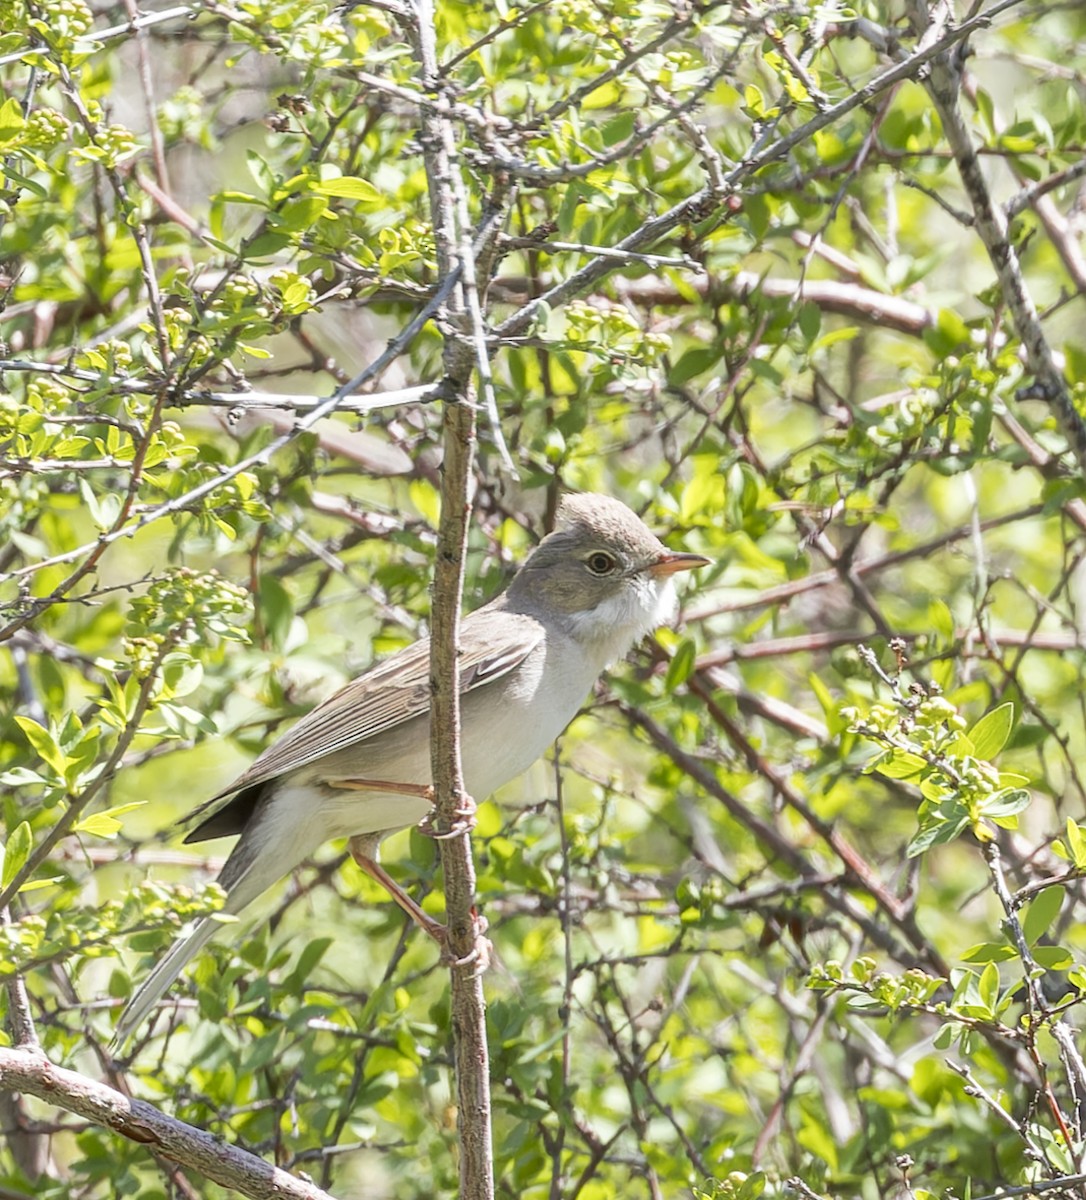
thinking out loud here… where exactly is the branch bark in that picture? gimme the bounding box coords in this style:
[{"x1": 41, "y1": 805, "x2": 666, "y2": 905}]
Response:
[
  {"x1": 407, "y1": 1, "x2": 494, "y2": 1197},
  {"x1": 909, "y1": 0, "x2": 1086, "y2": 471},
  {"x1": 0, "y1": 1049, "x2": 339, "y2": 1200}
]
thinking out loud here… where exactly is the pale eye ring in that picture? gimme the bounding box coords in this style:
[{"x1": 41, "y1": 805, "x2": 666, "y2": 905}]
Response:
[{"x1": 586, "y1": 551, "x2": 617, "y2": 575}]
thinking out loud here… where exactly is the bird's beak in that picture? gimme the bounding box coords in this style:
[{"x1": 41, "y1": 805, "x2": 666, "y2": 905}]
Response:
[{"x1": 649, "y1": 550, "x2": 712, "y2": 577}]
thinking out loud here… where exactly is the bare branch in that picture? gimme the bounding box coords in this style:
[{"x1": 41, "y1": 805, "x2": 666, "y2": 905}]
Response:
[
  {"x1": 0, "y1": 1048, "x2": 339, "y2": 1200},
  {"x1": 409, "y1": 1, "x2": 494, "y2": 1196},
  {"x1": 910, "y1": 0, "x2": 1086, "y2": 470}
]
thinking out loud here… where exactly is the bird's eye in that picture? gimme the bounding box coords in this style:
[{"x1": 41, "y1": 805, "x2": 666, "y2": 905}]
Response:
[{"x1": 586, "y1": 551, "x2": 617, "y2": 575}]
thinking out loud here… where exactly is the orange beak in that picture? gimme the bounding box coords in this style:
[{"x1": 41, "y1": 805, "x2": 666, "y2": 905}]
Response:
[{"x1": 649, "y1": 550, "x2": 712, "y2": 577}]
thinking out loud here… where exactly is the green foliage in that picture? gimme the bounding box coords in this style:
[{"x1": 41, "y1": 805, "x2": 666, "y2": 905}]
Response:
[{"x1": 3, "y1": 0, "x2": 1086, "y2": 1198}]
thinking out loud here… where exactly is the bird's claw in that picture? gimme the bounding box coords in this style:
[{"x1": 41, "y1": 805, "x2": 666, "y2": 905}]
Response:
[
  {"x1": 418, "y1": 793, "x2": 477, "y2": 840},
  {"x1": 439, "y1": 917, "x2": 491, "y2": 974}
]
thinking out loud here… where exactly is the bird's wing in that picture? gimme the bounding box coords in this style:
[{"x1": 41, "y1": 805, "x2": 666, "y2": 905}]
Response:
[{"x1": 185, "y1": 605, "x2": 543, "y2": 820}]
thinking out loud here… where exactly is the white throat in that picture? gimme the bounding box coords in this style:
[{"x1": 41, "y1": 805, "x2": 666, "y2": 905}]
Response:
[{"x1": 563, "y1": 574, "x2": 677, "y2": 668}]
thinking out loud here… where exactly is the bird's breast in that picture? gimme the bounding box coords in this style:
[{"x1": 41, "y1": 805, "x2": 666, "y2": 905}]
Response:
[{"x1": 459, "y1": 632, "x2": 599, "y2": 798}]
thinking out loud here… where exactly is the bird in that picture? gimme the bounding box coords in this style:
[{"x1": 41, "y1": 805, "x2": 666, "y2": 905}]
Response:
[{"x1": 114, "y1": 492, "x2": 709, "y2": 1042}]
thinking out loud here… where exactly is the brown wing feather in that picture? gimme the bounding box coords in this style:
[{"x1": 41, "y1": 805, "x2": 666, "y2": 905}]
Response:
[{"x1": 183, "y1": 603, "x2": 543, "y2": 826}]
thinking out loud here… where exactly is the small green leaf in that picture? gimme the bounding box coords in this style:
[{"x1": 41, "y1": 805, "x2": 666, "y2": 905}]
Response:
[
  {"x1": 14, "y1": 716, "x2": 68, "y2": 777},
  {"x1": 977, "y1": 962, "x2": 1000, "y2": 1011},
  {"x1": 983, "y1": 788, "x2": 1030, "y2": 820},
  {"x1": 258, "y1": 573, "x2": 294, "y2": 650},
  {"x1": 664, "y1": 638, "x2": 696, "y2": 692},
  {"x1": 242, "y1": 231, "x2": 293, "y2": 259},
  {"x1": 73, "y1": 813, "x2": 124, "y2": 838},
  {"x1": 73, "y1": 803, "x2": 145, "y2": 840},
  {"x1": 969, "y1": 702, "x2": 1014, "y2": 760},
  {"x1": 0, "y1": 96, "x2": 26, "y2": 144},
  {"x1": 928, "y1": 599, "x2": 955, "y2": 644},
  {"x1": 924, "y1": 307, "x2": 971, "y2": 357},
  {"x1": 408, "y1": 479, "x2": 441, "y2": 527},
  {"x1": 669, "y1": 347, "x2": 718, "y2": 385},
  {"x1": 960, "y1": 942, "x2": 1015, "y2": 964},
  {"x1": 18, "y1": 877, "x2": 63, "y2": 894},
  {"x1": 287, "y1": 937, "x2": 334, "y2": 990},
  {"x1": 1, "y1": 821, "x2": 32, "y2": 889},
  {"x1": 312, "y1": 176, "x2": 380, "y2": 202},
  {"x1": 1022, "y1": 885, "x2": 1064, "y2": 946},
  {"x1": 0, "y1": 767, "x2": 48, "y2": 786},
  {"x1": 1031, "y1": 945, "x2": 1073, "y2": 971},
  {"x1": 907, "y1": 813, "x2": 970, "y2": 857},
  {"x1": 276, "y1": 194, "x2": 327, "y2": 231},
  {"x1": 875, "y1": 750, "x2": 928, "y2": 780},
  {"x1": 932, "y1": 1023, "x2": 956, "y2": 1049},
  {"x1": 1065, "y1": 819, "x2": 1086, "y2": 868},
  {"x1": 600, "y1": 111, "x2": 634, "y2": 146}
]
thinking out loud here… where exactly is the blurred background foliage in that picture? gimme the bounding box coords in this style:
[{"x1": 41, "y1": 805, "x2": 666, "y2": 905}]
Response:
[{"x1": 3, "y1": 0, "x2": 1086, "y2": 1198}]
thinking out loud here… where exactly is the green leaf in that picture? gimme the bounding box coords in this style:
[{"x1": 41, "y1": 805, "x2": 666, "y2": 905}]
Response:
[
  {"x1": 312, "y1": 176, "x2": 381, "y2": 202},
  {"x1": 0, "y1": 766, "x2": 48, "y2": 787},
  {"x1": 1, "y1": 821, "x2": 32, "y2": 889},
  {"x1": 983, "y1": 788, "x2": 1030, "y2": 822},
  {"x1": 1064, "y1": 819, "x2": 1086, "y2": 869},
  {"x1": 1064, "y1": 341, "x2": 1086, "y2": 386},
  {"x1": 557, "y1": 181, "x2": 586, "y2": 238},
  {"x1": 242, "y1": 231, "x2": 293, "y2": 258},
  {"x1": 14, "y1": 716, "x2": 69, "y2": 777},
  {"x1": 932, "y1": 1023, "x2": 956, "y2": 1049},
  {"x1": 1022, "y1": 885, "x2": 1064, "y2": 946},
  {"x1": 968, "y1": 702, "x2": 1014, "y2": 759},
  {"x1": 287, "y1": 936, "x2": 334, "y2": 990},
  {"x1": 18, "y1": 877, "x2": 63, "y2": 894},
  {"x1": 600, "y1": 112, "x2": 635, "y2": 146},
  {"x1": 664, "y1": 638, "x2": 696, "y2": 692},
  {"x1": 1031, "y1": 945, "x2": 1073, "y2": 971},
  {"x1": 276, "y1": 194, "x2": 328, "y2": 231},
  {"x1": 928, "y1": 599, "x2": 955, "y2": 644},
  {"x1": 960, "y1": 942, "x2": 1015, "y2": 964},
  {"x1": 0, "y1": 96, "x2": 25, "y2": 144},
  {"x1": 669, "y1": 347, "x2": 719, "y2": 385},
  {"x1": 73, "y1": 803, "x2": 145, "y2": 840},
  {"x1": 977, "y1": 961, "x2": 1000, "y2": 1011},
  {"x1": 408, "y1": 479, "x2": 441, "y2": 527},
  {"x1": 874, "y1": 750, "x2": 928, "y2": 780},
  {"x1": 257, "y1": 574, "x2": 294, "y2": 649},
  {"x1": 924, "y1": 307, "x2": 971, "y2": 357},
  {"x1": 907, "y1": 813, "x2": 970, "y2": 857},
  {"x1": 798, "y1": 301, "x2": 820, "y2": 344}
]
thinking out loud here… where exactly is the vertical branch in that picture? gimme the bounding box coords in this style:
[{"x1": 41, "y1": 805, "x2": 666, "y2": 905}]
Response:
[
  {"x1": 406, "y1": 1, "x2": 494, "y2": 1197},
  {"x1": 1, "y1": 910, "x2": 57, "y2": 1183},
  {"x1": 908, "y1": 0, "x2": 1086, "y2": 471}
]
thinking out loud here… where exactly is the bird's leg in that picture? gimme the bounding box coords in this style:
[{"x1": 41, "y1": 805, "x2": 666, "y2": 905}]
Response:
[
  {"x1": 348, "y1": 836, "x2": 446, "y2": 944},
  {"x1": 333, "y1": 778, "x2": 435, "y2": 802},
  {"x1": 332, "y1": 775, "x2": 474, "y2": 838}
]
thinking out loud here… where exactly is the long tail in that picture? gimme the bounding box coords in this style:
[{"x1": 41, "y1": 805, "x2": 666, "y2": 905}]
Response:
[
  {"x1": 113, "y1": 790, "x2": 324, "y2": 1045},
  {"x1": 111, "y1": 911, "x2": 226, "y2": 1045}
]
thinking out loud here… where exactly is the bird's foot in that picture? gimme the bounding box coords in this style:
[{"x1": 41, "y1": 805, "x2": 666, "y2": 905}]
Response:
[
  {"x1": 418, "y1": 792, "x2": 477, "y2": 840},
  {"x1": 440, "y1": 914, "x2": 491, "y2": 974}
]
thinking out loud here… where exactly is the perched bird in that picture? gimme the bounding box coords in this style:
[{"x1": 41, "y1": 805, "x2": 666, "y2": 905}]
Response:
[{"x1": 115, "y1": 493, "x2": 708, "y2": 1041}]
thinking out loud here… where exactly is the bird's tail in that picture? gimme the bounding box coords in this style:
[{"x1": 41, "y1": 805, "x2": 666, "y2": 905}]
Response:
[
  {"x1": 113, "y1": 792, "x2": 325, "y2": 1046},
  {"x1": 111, "y1": 911, "x2": 225, "y2": 1046}
]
